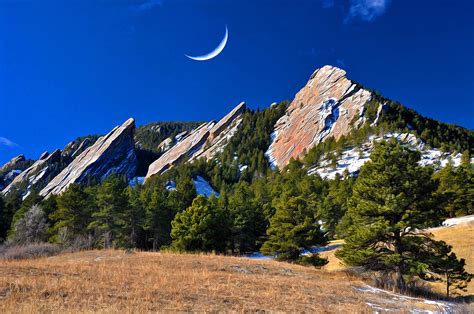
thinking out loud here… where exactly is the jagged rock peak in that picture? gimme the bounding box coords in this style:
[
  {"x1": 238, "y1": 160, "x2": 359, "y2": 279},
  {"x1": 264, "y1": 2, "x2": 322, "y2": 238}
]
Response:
[
  {"x1": 40, "y1": 118, "x2": 137, "y2": 197},
  {"x1": 0, "y1": 155, "x2": 25, "y2": 172},
  {"x1": 2, "y1": 149, "x2": 61, "y2": 197},
  {"x1": 266, "y1": 65, "x2": 372, "y2": 168},
  {"x1": 146, "y1": 102, "x2": 246, "y2": 179}
]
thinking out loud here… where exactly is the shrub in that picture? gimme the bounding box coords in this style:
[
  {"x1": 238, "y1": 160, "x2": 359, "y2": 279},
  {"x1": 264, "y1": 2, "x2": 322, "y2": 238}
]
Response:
[{"x1": 0, "y1": 243, "x2": 61, "y2": 260}]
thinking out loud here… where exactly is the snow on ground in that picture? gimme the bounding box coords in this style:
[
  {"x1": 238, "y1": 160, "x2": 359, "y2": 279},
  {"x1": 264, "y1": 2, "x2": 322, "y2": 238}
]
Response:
[
  {"x1": 193, "y1": 176, "x2": 218, "y2": 197},
  {"x1": 442, "y1": 215, "x2": 474, "y2": 227},
  {"x1": 354, "y1": 284, "x2": 455, "y2": 313},
  {"x1": 308, "y1": 132, "x2": 466, "y2": 180}
]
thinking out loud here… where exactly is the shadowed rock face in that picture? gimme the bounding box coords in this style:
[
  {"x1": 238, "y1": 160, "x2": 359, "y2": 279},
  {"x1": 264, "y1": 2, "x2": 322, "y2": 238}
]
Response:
[
  {"x1": 266, "y1": 65, "x2": 372, "y2": 168},
  {"x1": 146, "y1": 102, "x2": 246, "y2": 179},
  {"x1": 40, "y1": 118, "x2": 138, "y2": 197}
]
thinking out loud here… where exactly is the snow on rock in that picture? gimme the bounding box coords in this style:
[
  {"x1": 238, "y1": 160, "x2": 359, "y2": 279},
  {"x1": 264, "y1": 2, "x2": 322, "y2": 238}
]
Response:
[
  {"x1": 2, "y1": 150, "x2": 61, "y2": 197},
  {"x1": 266, "y1": 65, "x2": 372, "y2": 168},
  {"x1": 193, "y1": 176, "x2": 218, "y2": 197},
  {"x1": 146, "y1": 103, "x2": 246, "y2": 179},
  {"x1": 308, "y1": 132, "x2": 467, "y2": 180},
  {"x1": 264, "y1": 131, "x2": 278, "y2": 169}
]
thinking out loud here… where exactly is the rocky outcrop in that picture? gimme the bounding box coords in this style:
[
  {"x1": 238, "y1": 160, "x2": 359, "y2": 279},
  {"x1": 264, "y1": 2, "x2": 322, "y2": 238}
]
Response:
[
  {"x1": 0, "y1": 155, "x2": 32, "y2": 190},
  {"x1": 146, "y1": 103, "x2": 246, "y2": 179},
  {"x1": 40, "y1": 118, "x2": 138, "y2": 197},
  {"x1": 266, "y1": 65, "x2": 372, "y2": 168},
  {"x1": 2, "y1": 150, "x2": 61, "y2": 198}
]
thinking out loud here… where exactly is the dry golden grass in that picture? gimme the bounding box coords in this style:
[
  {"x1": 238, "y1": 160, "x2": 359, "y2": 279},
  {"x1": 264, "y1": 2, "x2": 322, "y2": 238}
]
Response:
[
  {"x1": 321, "y1": 221, "x2": 474, "y2": 297},
  {"x1": 0, "y1": 249, "x2": 460, "y2": 313},
  {"x1": 430, "y1": 220, "x2": 474, "y2": 295}
]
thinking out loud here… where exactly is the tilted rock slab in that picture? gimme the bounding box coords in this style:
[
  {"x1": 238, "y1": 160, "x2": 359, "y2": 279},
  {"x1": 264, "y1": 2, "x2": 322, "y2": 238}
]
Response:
[
  {"x1": 266, "y1": 65, "x2": 372, "y2": 168},
  {"x1": 2, "y1": 150, "x2": 61, "y2": 197},
  {"x1": 0, "y1": 155, "x2": 28, "y2": 190},
  {"x1": 146, "y1": 102, "x2": 246, "y2": 179},
  {"x1": 40, "y1": 118, "x2": 137, "y2": 197}
]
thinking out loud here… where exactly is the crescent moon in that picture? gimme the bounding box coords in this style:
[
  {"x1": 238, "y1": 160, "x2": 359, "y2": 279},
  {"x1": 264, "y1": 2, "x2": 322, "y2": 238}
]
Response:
[{"x1": 185, "y1": 25, "x2": 228, "y2": 61}]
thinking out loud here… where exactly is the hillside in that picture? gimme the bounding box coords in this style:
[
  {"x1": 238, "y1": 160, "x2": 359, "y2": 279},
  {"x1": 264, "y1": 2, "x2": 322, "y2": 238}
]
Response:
[
  {"x1": 0, "y1": 250, "x2": 465, "y2": 312},
  {"x1": 318, "y1": 217, "x2": 474, "y2": 296}
]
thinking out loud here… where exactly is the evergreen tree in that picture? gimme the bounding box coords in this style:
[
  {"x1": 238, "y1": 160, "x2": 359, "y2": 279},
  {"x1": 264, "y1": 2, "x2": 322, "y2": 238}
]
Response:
[
  {"x1": 413, "y1": 238, "x2": 472, "y2": 297},
  {"x1": 261, "y1": 196, "x2": 326, "y2": 261},
  {"x1": 88, "y1": 176, "x2": 128, "y2": 248},
  {"x1": 337, "y1": 140, "x2": 444, "y2": 292},
  {"x1": 227, "y1": 181, "x2": 266, "y2": 254},
  {"x1": 0, "y1": 196, "x2": 12, "y2": 242},
  {"x1": 124, "y1": 186, "x2": 145, "y2": 248},
  {"x1": 142, "y1": 184, "x2": 172, "y2": 250},
  {"x1": 171, "y1": 195, "x2": 229, "y2": 253},
  {"x1": 50, "y1": 184, "x2": 94, "y2": 243},
  {"x1": 434, "y1": 154, "x2": 473, "y2": 217}
]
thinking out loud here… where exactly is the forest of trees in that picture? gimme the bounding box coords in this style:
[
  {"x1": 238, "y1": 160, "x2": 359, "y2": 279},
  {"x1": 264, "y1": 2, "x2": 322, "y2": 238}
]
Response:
[{"x1": 0, "y1": 102, "x2": 472, "y2": 297}]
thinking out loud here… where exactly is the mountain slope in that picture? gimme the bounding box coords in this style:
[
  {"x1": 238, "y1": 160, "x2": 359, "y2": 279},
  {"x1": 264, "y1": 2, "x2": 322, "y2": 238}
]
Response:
[
  {"x1": 40, "y1": 118, "x2": 137, "y2": 197},
  {"x1": 265, "y1": 65, "x2": 472, "y2": 177}
]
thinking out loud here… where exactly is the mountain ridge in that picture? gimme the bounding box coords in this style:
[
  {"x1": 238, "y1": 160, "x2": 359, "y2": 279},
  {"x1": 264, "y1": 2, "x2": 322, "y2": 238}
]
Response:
[{"x1": 1, "y1": 65, "x2": 472, "y2": 198}]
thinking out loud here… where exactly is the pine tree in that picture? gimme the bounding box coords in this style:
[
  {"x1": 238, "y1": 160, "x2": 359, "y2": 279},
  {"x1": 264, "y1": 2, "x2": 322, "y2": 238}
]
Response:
[
  {"x1": 124, "y1": 186, "x2": 145, "y2": 248},
  {"x1": 227, "y1": 181, "x2": 266, "y2": 254},
  {"x1": 142, "y1": 184, "x2": 172, "y2": 250},
  {"x1": 261, "y1": 196, "x2": 326, "y2": 261},
  {"x1": 171, "y1": 195, "x2": 229, "y2": 253},
  {"x1": 337, "y1": 140, "x2": 443, "y2": 292},
  {"x1": 413, "y1": 238, "x2": 472, "y2": 297},
  {"x1": 50, "y1": 184, "x2": 94, "y2": 243},
  {"x1": 88, "y1": 176, "x2": 128, "y2": 248}
]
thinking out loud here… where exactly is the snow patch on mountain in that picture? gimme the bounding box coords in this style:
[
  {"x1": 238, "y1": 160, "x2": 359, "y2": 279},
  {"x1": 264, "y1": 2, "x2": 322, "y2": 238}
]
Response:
[{"x1": 308, "y1": 132, "x2": 466, "y2": 180}]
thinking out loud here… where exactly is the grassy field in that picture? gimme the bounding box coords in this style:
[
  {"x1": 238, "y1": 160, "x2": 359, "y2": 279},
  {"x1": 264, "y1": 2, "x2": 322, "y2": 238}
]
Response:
[
  {"x1": 319, "y1": 219, "x2": 474, "y2": 297},
  {"x1": 429, "y1": 219, "x2": 474, "y2": 296},
  {"x1": 0, "y1": 249, "x2": 464, "y2": 312}
]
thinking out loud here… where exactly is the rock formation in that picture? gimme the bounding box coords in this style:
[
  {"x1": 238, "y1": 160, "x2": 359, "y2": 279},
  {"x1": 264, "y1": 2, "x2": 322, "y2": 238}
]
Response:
[
  {"x1": 266, "y1": 65, "x2": 372, "y2": 168},
  {"x1": 146, "y1": 102, "x2": 246, "y2": 179},
  {"x1": 40, "y1": 118, "x2": 138, "y2": 197},
  {"x1": 2, "y1": 150, "x2": 61, "y2": 198},
  {"x1": 0, "y1": 155, "x2": 31, "y2": 190}
]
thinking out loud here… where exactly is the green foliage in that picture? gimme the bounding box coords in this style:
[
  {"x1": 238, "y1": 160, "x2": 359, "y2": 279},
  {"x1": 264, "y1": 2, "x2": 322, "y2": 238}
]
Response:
[
  {"x1": 171, "y1": 195, "x2": 230, "y2": 253},
  {"x1": 226, "y1": 180, "x2": 266, "y2": 254},
  {"x1": 434, "y1": 151, "x2": 473, "y2": 217},
  {"x1": 380, "y1": 102, "x2": 473, "y2": 153},
  {"x1": 142, "y1": 182, "x2": 172, "y2": 250},
  {"x1": 336, "y1": 140, "x2": 447, "y2": 291},
  {"x1": 134, "y1": 121, "x2": 203, "y2": 155},
  {"x1": 318, "y1": 173, "x2": 355, "y2": 239},
  {"x1": 88, "y1": 175, "x2": 129, "y2": 248},
  {"x1": 298, "y1": 254, "x2": 329, "y2": 267},
  {"x1": 411, "y1": 238, "x2": 472, "y2": 297},
  {"x1": 261, "y1": 195, "x2": 327, "y2": 261},
  {"x1": 49, "y1": 184, "x2": 95, "y2": 243}
]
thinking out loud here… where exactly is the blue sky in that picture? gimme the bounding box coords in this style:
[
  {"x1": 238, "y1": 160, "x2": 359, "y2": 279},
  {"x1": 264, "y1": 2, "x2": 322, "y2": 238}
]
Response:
[{"x1": 0, "y1": 0, "x2": 473, "y2": 164}]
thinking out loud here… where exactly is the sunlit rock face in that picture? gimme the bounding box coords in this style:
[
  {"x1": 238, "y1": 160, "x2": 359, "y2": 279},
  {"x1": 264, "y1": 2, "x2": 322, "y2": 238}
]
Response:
[
  {"x1": 146, "y1": 102, "x2": 246, "y2": 179},
  {"x1": 40, "y1": 118, "x2": 138, "y2": 197},
  {"x1": 266, "y1": 65, "x2": 372, "y2": 169}
]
